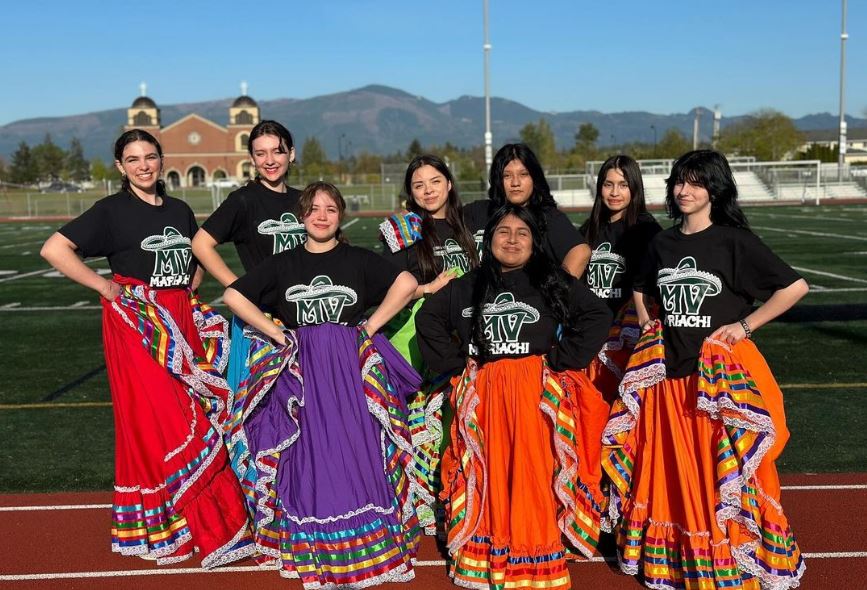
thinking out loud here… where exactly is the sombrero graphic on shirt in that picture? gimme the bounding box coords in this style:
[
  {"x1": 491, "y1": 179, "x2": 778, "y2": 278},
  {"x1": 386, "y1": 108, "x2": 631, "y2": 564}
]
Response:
[
  {"x1": 140, "y1": 226, "x2": 191, "y2": 251},
  {"x1": 285, "y1": 275, "x2": 358, "y2": 306},
  {"x1": 257, "y1": 212, "x2": 306, "y2": 237},
  {"x1": 657, "y1": 256, "x2": 722, "y2": 294},
  {"x1": 591, "y1": 242, "x2": 625, "y2": 266},
  {"x1": 461, "y1": 292, "x2": 541, "y2": 322},
  {"x1": 588, "y1": 242, "x2": 626, "y2": 289},
  {"x1": 435, "y1": 238, "x2": 471, "y2": 273}
]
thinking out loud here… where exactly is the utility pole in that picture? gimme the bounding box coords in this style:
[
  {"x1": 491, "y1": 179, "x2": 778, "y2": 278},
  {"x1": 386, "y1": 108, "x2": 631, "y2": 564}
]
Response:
[
  {"x1": 693, "y1": 108, "x2": 702, "y2": 150},
  {"x1": 838, "y1": 0, "x2": 848, "y2": 181},
  {"x1": 712, "y1": 106, "x2": 721, "y2": 149},
  {"x1": 483, "y1": 0, "x2": 493, "y2": 179}
]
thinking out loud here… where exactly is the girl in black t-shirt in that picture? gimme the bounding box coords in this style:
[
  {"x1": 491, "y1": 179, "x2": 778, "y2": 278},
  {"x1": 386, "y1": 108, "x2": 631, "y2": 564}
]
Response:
[
  {"x1": 415, "y1": 204, "x2": 611, "y2": 590},
  {"x1": 579, "y1": 155, "x2": 662, "y2": 399},
  {"x1": 192, "y1": 120, "x2": 304, "y2": 396},
  {"x1": 603, "y1": 150, "x2": 808, "y2": 588},
  {"x1": 378, "y1": 155, "x2": 479, "y2": 532},
  {"x1": 222, "y1": 182, "x2": 423, "y2": 587},
  {"x1": 40, "y1": 129, "x2": 252, "y2": 568},
  {"x1": 463, "y1": 143, "x2": 590, "y2": 277}
]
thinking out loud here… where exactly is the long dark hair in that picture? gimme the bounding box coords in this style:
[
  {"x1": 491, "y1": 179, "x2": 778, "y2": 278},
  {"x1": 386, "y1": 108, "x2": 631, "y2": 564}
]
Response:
[
  {"x1": 403, "y1": 155, "x2": 478, "y2": 281},
  {"x1": 299, "y1": 181, "x2": 348, "y2": 243},
  {"x1": 114, "y1": 129, "x2": 167, "y2": 197},
  {"x1": 487, "y1": 143, "x2": 557, "y2": 209},
  {"x1": 470, "y1": 204, "x2": 573, "y2": 362},
  {"x1": 581, "y1": 154, "x2": 648, "y2": 245},
  {"x1": 248, "y1": 119, "x2": 294, "y2": 186},
  {"x1": 665, "y1": 150, "x2": 749, "y2": 229}
]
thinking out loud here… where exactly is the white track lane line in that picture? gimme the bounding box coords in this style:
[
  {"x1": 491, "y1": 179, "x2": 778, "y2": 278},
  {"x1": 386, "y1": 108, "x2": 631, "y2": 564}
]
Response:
[
  {"x1": 341, "y1": 218, "x2": 359, "y2": 230},
  {"x1": 3, "y1": 554, "x2": 867, "y2": 581},
  {"x1": 3, "y1": 483, "x2": 866, "y2": 513}
]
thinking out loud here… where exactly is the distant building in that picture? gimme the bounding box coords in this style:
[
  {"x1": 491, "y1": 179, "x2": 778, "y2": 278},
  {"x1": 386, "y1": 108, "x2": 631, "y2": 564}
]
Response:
[
  {"x1": 125, "y1": 83, "x2": 260, "y2": 188},
  {"x1": 797, "y1": 128, "x2": 867, "y2": 165}
]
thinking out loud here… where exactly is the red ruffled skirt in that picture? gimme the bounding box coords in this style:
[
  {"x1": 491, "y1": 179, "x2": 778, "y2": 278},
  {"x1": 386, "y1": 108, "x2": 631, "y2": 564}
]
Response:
[{"x1": 103, "y1": 276, "x2": 252, "y2": 567}]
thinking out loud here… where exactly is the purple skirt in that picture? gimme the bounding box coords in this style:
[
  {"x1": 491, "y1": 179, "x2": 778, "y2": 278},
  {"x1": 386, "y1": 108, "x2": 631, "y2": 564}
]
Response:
[{"x1": 239, "y1": 323, "x2": 423, "y2": 588}]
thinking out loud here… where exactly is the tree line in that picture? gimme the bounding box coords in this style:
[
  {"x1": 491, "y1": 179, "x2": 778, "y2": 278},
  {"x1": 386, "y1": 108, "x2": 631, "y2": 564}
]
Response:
[{"x1": 1, "y1": 109, "x2": 826, "y2": 188}]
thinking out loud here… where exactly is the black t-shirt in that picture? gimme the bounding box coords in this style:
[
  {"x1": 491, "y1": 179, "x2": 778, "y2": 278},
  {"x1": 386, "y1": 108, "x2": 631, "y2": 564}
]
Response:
[
  {"x1": 463, "y1": 199, "x2": 585, "y2": 264},
  {"x1": 415, "y1": 268, "x2": 611, "y2": 374},
  {"x1": 583, "y1": 213, "x2": 662, "y2": 312},
  {"x1": 383, "y1": 218, "x2": 472, "y2": 283},
  {"x1": 59, "y1": 191, "x2": 198, "y2": 288},
  {"x1": 634, "y1": 225, "x2": 801, "y2": 377},
  {"x1": 230, "y1": 243, "x2": 403, "y2": 328},
  {"x1": 201, "y1": 182, "x2": 305, "y2": 272}
]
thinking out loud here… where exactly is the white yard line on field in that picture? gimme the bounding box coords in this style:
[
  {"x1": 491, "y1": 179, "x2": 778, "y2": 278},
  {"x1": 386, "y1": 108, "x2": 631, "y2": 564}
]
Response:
[
  {"x1": 754, "y1": 225, "x2": 867, "y2": 242},
  {"x1": 792, "y1": 266, "x2": 867, "y2": 285}
]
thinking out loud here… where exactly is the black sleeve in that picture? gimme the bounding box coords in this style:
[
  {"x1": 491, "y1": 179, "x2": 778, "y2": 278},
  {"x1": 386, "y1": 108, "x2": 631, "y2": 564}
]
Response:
[
  {"x1": 382, "y1": 245, "x2": 421, "y2": 281},
  {"x1": 57, "y1": 200, "x2": 111, "y2": 258},
  {"x1": 362, "y1": 248, "x2": 404, "y2": 307},
  {"x1": 544, "y1": 207, "x2": 586, "y2": 262},
  {"x1": 632, "y1": 237, "x2": 659, "y2": 294},
  {"x1": 229, "y1": 254, "x2": 281, "y2": 311},
  {"x1": 734, "y1": 231, "x2": 802, "y2": 302},
  {"x1": 201, "y1": 190, "x2": 244, "y2": 244},
  {"x1": 548, "y1": 277, "x2": 613, "y2": 371},
  {"x1": 623, "y1": 218, "x2": 663, "y2": 284},
  {"x1": 415, "y1": 282, "x2": 464, "y2": 375}
]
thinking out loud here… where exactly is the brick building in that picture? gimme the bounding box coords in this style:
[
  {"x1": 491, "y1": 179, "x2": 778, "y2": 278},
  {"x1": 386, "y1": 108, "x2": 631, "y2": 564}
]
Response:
[{"x1": 124, "y1": 85, "x2": 260, "y2": 188}]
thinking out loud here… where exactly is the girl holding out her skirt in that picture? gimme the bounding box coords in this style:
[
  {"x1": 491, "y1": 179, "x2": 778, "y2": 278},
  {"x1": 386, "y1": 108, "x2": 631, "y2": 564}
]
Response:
[
  {"x1": 579, "y1": 155, "x2": 662, "y2": 397},
  {"x1": 192, "y1": 120, "x2": 305, "y2": 399},
  {"x1": 223, "y1": 181, "x2": 424, "y2": 587},
  {"x1": 379, "y1": 154, "x2": 479, "y2": 531},
  {"x1": 604, "y1": 149, "x2": 808, "y2": 589},
  {"x1": 41, "y1": 129, "x2": 253, "y2": 567},
  {"x1": 416, "y1": 203, "x2": 611, "y2": 589}
]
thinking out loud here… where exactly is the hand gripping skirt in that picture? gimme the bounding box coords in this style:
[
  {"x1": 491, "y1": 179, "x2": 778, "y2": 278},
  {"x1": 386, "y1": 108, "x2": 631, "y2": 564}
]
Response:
[
  {"x1": 102, "y1": 276, "x2": 253, "y2": 568},
  {"x1": 602, "y1": 325, "x2": 805, "y2": 589},
  {"x1": 441, "y1": 355, "x2": 607, "y2": 590},
  {"x1": 227, "y1": 322, "x2": 424, "y2": 588}
]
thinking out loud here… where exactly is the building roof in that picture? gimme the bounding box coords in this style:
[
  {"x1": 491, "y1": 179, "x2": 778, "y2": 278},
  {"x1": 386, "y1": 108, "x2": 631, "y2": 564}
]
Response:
[
  {"x1": 232, "y1": 95, "x2": 258, "y2": 108},
  {"x1": 131, "y1": 96, "x2": 157, "y2": 109}
]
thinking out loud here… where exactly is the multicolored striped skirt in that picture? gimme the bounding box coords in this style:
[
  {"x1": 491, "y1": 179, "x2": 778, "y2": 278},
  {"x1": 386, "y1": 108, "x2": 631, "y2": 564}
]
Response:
[
  {"x1": 103, "y1": 276, "x2": 253, "y2": 568},
  {"x1": 441, "y1": 355, "x2": 606, "y2": 590},
  {"x1": 602, "y1": 325, "x2": 805, "y2": 589},
  {"x1": 227, "y1": 322, "x2": 424, "y2": 588}
]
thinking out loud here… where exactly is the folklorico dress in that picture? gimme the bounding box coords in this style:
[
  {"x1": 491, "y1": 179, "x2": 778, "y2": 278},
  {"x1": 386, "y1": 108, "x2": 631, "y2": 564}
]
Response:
[
  {"x1": 462, "y1": 199, "x2": 586, "y2": 263},
  {"x1": 603, "y1": 224, "x2": 806, "y2": 589},
  {"x1": 226, "y1": 243, "x2": 424, "y2": 588},
  {"x1": 583, "y1": 212, "x2": 662, "y2": 399},
  {"x1": 379, "y1": 212, "x2": 474, "y2": 533},
  {"x1": 58, "y1": 190, "x2": 253, "y2": 567},
  {"x1": 415, "y1": 268, "x2": 612, "y2": 590}
]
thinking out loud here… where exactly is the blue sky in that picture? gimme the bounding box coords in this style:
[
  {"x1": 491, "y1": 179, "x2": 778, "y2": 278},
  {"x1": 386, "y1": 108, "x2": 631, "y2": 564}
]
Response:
[{"x1": 1, "y1": 0, "x2": 863, "y2": 126}]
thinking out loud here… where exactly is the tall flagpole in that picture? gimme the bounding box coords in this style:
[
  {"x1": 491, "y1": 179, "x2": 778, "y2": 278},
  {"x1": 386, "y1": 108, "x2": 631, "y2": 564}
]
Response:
[
  {"x1": 837, "y1": 0, "x2": 848, "y2": 181},
  {"x1": 483, "y1": 0, "x2": 493, "y2": 180}
]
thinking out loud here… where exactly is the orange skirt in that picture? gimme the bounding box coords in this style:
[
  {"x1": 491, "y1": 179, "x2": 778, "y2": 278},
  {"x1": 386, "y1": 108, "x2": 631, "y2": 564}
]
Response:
[
  {"x1": 602, "y1": 330, "x2": 805, "y2": 589},
  {"x1": 585, "y1": 302, "x2": 642, "y2": 405},
  {"x1": 441, "y1": 356, "x2": 605, "y2": 590}
]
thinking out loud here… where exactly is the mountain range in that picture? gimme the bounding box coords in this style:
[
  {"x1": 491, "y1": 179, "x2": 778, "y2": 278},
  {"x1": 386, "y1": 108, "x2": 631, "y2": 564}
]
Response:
[{"x1": 1, "y1": 84, "x2": 865, "y2": 162}]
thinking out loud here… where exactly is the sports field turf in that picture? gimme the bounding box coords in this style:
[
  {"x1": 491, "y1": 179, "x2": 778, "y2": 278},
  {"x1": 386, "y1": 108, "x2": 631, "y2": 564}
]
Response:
[{"x1": 0, "y1": 204, "x2": 865, "y2": 491}]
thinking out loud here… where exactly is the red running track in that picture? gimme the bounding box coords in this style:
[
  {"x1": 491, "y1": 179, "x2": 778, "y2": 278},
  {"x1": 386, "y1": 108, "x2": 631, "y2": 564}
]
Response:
[{"x1": 1, "y1": 473, "x2": 865, "y2": 589}]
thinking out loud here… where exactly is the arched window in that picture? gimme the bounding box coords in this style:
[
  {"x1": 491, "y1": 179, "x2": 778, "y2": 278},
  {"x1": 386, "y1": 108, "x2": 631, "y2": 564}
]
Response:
[
  {"x1": 187, "y1": 166, "x2": 206, "y2": 187},
  {"x1": 133, "y1": 111, "x2": 152, "y2": 126},
  {"x1": 166, "y1": 171, "x2": 181, "y2": 189},
  {"x1": 240, "y1": 133, "x2": 249, "y2": 148},
  {"x1": 212, "y1": 169, "x2": 227, "y2": 180},
  {"x1": 235, "y1": 110, "x2": 253, "y2": 125},
  {"x1": 241, "y1": 162, "x2": 253, "y2": 180}
]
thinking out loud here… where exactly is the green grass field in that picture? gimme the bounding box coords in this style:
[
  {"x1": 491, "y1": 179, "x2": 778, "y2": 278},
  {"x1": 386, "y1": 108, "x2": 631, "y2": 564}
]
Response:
[{"x1": 1, "y1": 204, "x2": 865, "y2": 491}]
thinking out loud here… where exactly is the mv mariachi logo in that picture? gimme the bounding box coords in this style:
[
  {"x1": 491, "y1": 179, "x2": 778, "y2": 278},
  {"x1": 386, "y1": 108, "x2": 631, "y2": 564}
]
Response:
[
  {"x1": 140, "y1": 227, "x2": 192, "y2": 288},
  {"x1": 462, "y1": 292, "x2": 540, "y2": 355},
  {"x1": 434, "y1": 238, "x2": 470, "y2": 273},
  {"x1": 587, "y1": 242, "x2": 626, "y2": 299},
  {"x1": 657, "y1": 257, "x2": 722, "y2": 328},
  {"x1": 258, "y1": 212, "x2": 307, "y2": 253},
  {"x1": 472, "y1": 229, "x2": 485, "y2": 260},
  {"x1": 285, "y1": 275, "x2": 358, "y2": 324}
]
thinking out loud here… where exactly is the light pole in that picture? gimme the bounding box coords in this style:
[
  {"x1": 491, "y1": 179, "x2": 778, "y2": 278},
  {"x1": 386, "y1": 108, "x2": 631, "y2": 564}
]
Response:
[
  {"x1": 483, "y1": 0, "x2": 493, "y2": 178},
  {"x1": 838, "y1": 0, "x2": 848, "y2": 181}
]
